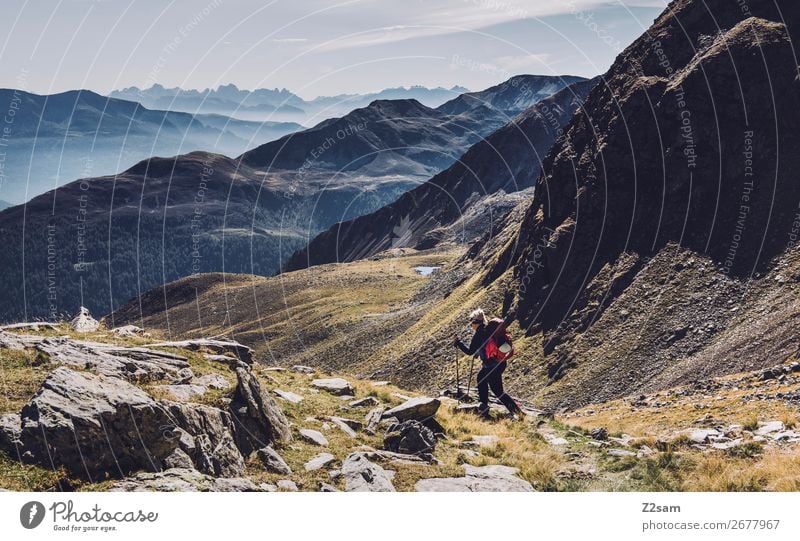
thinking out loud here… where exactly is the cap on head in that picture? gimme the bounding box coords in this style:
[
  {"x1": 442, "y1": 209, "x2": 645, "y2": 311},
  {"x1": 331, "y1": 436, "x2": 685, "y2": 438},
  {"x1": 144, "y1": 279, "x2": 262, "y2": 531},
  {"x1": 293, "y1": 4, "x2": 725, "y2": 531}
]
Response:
[{"x1": 469, "y1": 308, "x2": 487, "y2": 325}]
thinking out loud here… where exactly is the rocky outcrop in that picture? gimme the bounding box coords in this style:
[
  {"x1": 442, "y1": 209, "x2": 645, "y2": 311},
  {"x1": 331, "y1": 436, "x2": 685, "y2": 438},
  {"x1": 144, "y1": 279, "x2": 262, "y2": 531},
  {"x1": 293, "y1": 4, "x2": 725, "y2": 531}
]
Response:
[
  {"x1": 415, "y1": 464, "x2": 534, "y2": 492},
  {"x1": 4, "y1": 368, "x2": 179, "y2": 479},
  {"x1": 229, "y1": 367, "x2": 292, "y2": 454},
  {"x1": 161, "y1": 401, "x2": 246, "y2": 477},
  {"x1": 0, "y1": 367, "x2": 255, "y2": 480},
  {"x1": 35, "y1": 337, "x2": 191, "y2": 383},
  {"x1": 460, "y1": 0, "x2": 800, "y2": 409}
]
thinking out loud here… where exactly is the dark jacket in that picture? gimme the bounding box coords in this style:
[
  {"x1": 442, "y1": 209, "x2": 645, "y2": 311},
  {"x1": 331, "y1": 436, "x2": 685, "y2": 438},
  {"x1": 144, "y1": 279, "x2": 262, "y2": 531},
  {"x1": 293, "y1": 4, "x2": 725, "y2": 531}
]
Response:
[{"x1": 455, "y1": 312, "x2": 514, "y2": 363}]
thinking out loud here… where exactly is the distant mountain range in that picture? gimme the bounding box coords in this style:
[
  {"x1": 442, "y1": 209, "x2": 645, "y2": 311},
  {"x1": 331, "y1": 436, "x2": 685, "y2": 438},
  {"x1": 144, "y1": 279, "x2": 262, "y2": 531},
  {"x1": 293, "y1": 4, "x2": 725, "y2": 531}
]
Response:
[
  {"x1": 109, "y1": 83, "x2": 471, "y2": 124},
  {"x1": 0, "y1": 89, "x2": 301, "y2": 205},
  {"x1": 0, "y1": 199, "x2": 11, "y2": 210},
  {"x1": 0, "y1": 74, "x2": 581, "y2": 322},
  {"x1": 285, "y1": 77, "x2": 595, "y2": 270}
]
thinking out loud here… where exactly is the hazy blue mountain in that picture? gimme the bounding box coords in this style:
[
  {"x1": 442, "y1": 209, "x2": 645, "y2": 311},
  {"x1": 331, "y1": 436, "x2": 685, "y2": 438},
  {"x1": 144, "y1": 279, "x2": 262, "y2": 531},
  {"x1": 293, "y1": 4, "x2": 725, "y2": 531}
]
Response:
[
  {"x1": 0, "y1": 89, "x2": 301, "y2": 204},
  {"x1": 109, "y1": 83, "x2": 472, "y2": 123}
]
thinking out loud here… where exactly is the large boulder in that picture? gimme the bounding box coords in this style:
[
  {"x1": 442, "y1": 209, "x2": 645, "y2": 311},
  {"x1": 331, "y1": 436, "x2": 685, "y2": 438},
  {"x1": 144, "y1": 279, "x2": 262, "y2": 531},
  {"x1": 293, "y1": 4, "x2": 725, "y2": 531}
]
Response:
[
  {"x1": 341, "y1": 452, "x2": 396, "y2": 492},
  {"x1": 108, "y1": 468, "x2": 259, "y2": 492},
  {"x1": 383, "y1": 420, "x2": 436, "y2": 457},
  {"x1": 311, "y1": 378, "x2": 354, "y2": 396},
  {"x1": 0, "y1": 367, "x2": 249, "y2": 480},
  {"x1": 229, "y1": 367, "x2": 291, "y2": 454},
  {"x1": 415, "y1": 464, "x2": 534, "y2": 492},
  {"x1": 381, "y1": 397, "x2": 440, "y2": 422},
  {"x1": 6, "y1": 368, "x2": 179, "y2": 479}
]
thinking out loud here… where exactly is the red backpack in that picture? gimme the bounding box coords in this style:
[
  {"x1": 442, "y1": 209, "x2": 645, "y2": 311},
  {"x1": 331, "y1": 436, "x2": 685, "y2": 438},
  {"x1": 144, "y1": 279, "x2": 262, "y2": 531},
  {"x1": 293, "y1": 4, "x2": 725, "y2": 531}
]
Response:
[{"x1": 484, "y1": 318, "x2": 515, "y2": 362}]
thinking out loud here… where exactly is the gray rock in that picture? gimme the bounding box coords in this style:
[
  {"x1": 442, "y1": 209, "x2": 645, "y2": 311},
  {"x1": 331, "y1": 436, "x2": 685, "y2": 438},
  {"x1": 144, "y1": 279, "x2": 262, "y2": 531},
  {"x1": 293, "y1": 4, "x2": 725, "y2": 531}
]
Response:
[
  {"x1": 277, "y1": 479, "x2": 298, "y2": 492},
  {"x1": 195, "y1": 373, "x2": 231, "y2": 390},
  {"x1": 590, "y1": 427, "x2": 608, "y2": 441},
  {"x1": 161, "y1": 401, "x2": 246, "y2": 477},
  {"x1": 685, "y1": 428, "x2": 720, "y2": 444},
  {"x1": 311, "y1": 378, "x2": 354, "y2": 396},
  {"x1": 291, "y1": 365, "x2": 315, "y2": 374},
  {"x1": 273, "y1": 389, "x2": 304, "y2": 403},
  {"x1": 163, "y1": 448, "x2": 195, "y2": 470},
  {"x1": 146, "y1": 339, "x2": 253, "y2": 364},
  {"x1": 381, "y1": 396, "x2": 440, "y2": 422},
  {"x1": 257, "y1": 446, "x2": 292, "y2": 475},
  {"x1": 319, "y1": 482, "x2": 339, "y2": 492},
  {"x1": 111, "y1": 325, "x2": 145, "y2": 337},
  {"x1": 172, "y1": 367, "x2": 195, "y2": 385},
  {"x1": 772, "y1": 431, "x2": 799, "y2": 442},
  {"x1": 260, "y1": 483, "x2": 278, "y2": 492},
  {"x1": 0, "y1": 413, "x2": 22, "y2": 453},
  {"x1": 7, "y1": 368, "x2": 180, "y2": 479},
  {"x1": 299, "y1": 428, "x2": 329, "y2": 447},
  {"x1": 229, "y1": 367, "x2": 291, "y2": 454},
  {"x1": 70, "y1": 306, "x2": 99, "y2": 333},
  {"x1": 415, "y1": 464, "x2": 533, "y2": 492},
  {"x1": 305, "y1": 452, "x2": 336, "y2": 471},
  {"x1": 157, "y1": 384, "x2": 207, "y2": 401},
  {"x1": 341, "y1": 453, "x2": 396, "y2": 492},
  {"x1": 0, "y1": 330, "x2": 46, "y2": 350},
  {"x1": 755, "y1": 421, "x2": 785, "y2": 436},
  {"x1": 328, "y1": 416, "x2": 359, "y2": 438},
  {"x1": 108, "y1": 468, "x2": 260, "y2": 492},
  {"x1": 350, "y1": 396, "x2": 379, "y2": 408},
  {"x1": 365, "y1": 407, "x2": 385, "y2": 435},
  {"x1": 711, "y1": 438, "x2": 743, "y2": 450},
  {"x1": 36, "y1": 337, "x2": 191, "y2": 383},
  {"x1": 383, "y1": 420, "x2": 436, "y2": 456}
]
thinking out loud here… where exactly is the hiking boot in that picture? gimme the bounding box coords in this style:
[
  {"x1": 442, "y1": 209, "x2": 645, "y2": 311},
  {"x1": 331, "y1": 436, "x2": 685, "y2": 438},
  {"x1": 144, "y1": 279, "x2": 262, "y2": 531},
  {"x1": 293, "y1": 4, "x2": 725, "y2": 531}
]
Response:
[{"x1": 478, "y1": 405, "x2": 491, "y2": 420}]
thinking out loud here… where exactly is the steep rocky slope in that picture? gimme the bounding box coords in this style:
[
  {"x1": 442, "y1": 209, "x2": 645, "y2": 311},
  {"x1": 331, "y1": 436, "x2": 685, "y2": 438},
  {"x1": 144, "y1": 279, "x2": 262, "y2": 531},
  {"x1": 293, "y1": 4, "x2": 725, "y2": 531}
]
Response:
[
  {"x1": 480, "y1": 0, "x2": 800, "y2": 408},
  {"x1": 437, "y1": 75, "x2": 586, "y2": 116},
  {"x1": 285, "y1": 78, "x2": 598, "y2": 270}
]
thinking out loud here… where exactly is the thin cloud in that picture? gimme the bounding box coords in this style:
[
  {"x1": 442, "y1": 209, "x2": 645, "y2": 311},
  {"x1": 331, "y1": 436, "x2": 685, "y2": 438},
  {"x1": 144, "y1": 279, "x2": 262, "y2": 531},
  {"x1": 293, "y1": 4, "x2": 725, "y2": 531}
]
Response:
[{"x1": 316, "y1": 0, "x2": 668, "y2": 52}]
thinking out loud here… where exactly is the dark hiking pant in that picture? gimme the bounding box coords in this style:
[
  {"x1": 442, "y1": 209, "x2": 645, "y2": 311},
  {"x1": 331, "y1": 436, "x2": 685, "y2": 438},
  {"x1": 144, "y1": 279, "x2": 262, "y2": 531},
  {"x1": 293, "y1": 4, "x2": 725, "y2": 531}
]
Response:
[{"x1": 477, "y1": 361, "x2": 519, "y2": 415}]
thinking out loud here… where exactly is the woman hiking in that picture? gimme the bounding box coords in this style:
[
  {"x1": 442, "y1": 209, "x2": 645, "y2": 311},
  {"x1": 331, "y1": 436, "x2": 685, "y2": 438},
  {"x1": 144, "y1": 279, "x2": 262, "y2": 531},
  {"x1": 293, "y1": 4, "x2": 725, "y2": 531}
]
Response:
[{"x1": 453, "y1": 308, "x2": 523, "y2": 420}]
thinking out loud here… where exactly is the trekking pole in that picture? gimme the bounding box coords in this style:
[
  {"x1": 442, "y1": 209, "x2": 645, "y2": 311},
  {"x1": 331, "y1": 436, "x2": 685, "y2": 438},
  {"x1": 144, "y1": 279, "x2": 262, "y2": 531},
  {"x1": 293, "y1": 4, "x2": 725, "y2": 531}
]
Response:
[
  {"x1": 466, "y1": 355, "x2": 476, "y2": 402},
  {"x1": 455, "y1": 351, "x2": 461, "y2": 403}
]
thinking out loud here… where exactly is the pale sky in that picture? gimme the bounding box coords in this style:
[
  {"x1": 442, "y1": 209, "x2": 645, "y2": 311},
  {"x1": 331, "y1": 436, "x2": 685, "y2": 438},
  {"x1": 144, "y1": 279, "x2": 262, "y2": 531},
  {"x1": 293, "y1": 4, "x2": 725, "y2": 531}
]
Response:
[{"x1": 0, "y1": 0, "x2": 668, "y2": 98}]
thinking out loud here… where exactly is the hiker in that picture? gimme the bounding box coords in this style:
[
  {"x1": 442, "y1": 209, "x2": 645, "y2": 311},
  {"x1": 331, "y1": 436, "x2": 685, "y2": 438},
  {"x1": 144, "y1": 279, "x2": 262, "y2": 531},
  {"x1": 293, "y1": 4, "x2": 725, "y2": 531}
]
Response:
[{"x1": 453, "y1": 308, "x2": 522, "y2": 420}]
